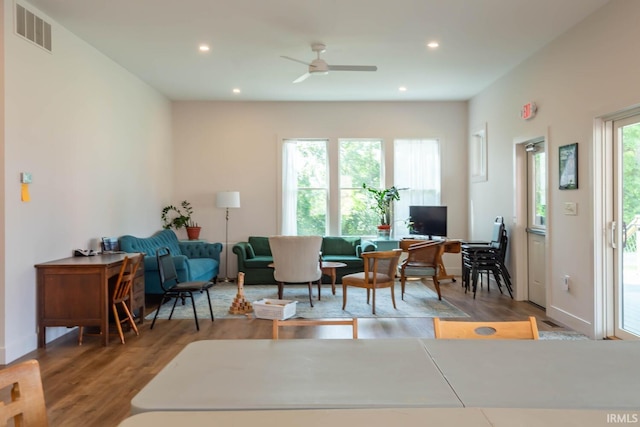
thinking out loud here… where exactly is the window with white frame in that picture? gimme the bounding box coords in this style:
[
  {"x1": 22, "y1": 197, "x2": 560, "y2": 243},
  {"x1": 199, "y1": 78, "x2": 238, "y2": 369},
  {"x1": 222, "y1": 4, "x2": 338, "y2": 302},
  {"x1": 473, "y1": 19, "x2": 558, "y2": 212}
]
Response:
[
  {"x1": 339, "y1": 139, "x2": 383, "y2": 236},
  {"x1": 281, "y1": 139, "x2": 329, "y2": 235},
  {"x1": 394, "y1": 139, "x2": 441, "y2": 238},
  {"x1": 281, "y1": 137, "x2": 439, "y2": 237}
]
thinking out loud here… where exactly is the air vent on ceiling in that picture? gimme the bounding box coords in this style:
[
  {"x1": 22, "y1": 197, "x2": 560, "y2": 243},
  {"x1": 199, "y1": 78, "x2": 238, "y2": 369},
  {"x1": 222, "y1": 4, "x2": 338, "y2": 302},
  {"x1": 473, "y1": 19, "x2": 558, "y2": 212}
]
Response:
[{"x1": 15, "y1": 4, "x2": 52, "y2": 52}]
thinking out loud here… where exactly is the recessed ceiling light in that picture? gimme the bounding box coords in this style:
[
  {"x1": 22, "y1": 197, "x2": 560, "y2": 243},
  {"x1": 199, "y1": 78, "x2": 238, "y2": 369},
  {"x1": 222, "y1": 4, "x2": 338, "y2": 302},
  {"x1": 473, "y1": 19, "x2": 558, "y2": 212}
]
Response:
[
  {"x1": 427, "y1": 41, "x2": 439, "y2": 49},
  {"x1": 399, "y1": 86, "x2": 407, "y2": 92},
  {"x1": 199, "y1": 44, "x2": 210, "y2": 52},
  {"x1": 232, "y1": 88, "x2": 241, "y2": 94}
]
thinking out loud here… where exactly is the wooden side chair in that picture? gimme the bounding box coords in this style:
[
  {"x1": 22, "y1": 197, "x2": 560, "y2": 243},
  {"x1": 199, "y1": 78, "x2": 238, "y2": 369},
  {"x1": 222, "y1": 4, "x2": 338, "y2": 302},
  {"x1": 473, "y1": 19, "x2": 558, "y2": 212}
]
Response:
[
  {"x1": 0, "y1": 359, "x2": 49, "y2": 426},
  {"x1": 272, "y1": 318, "x2": 358, "y2": 339},
  {"x1": 342, "y1": 249, "x2": 402, "y2": 315},
  {"x1": 433, "y1": 316, "x2": 539, "y2": 339},
  {"x1": 78, "y1": 254, "x2": 143, "y2": 345},
  {"x1": 399, "y1": 240, "x2": 445, "y2": 300}
]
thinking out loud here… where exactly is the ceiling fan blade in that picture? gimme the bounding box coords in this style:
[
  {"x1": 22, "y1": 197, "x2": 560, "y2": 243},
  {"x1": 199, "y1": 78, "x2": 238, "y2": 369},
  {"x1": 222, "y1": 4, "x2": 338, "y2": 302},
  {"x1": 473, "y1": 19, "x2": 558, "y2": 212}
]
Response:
[
  {"x1": 328, "y1": 65, "x2": 378, "y2": 72},
  {"x1": 293, "y1": 72, "x2": 311, "y2": 83},
  {"x1": 281, "y1": 56, "x2": 312, "y2": 66}
]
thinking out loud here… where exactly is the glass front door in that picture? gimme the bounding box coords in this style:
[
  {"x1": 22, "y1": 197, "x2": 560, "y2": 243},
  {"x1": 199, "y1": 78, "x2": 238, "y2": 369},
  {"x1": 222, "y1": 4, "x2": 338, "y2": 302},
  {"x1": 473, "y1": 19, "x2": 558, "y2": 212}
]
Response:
[{"x1": 614, "y1": 115, "x2": 640, "y2": 338}]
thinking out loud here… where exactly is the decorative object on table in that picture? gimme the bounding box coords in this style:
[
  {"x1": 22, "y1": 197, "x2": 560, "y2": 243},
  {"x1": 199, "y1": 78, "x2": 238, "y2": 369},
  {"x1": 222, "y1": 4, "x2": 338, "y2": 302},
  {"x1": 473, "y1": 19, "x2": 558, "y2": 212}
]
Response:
[
  {"x1": 228, "y1": 272, "x2": 253, "y2": 314},
  {"x1": 559, "y1": 143, "x2": 578, "y2": 190},
  {"x1": 101, "y1": 236, "x2": 120, "y2": 253},
  {"x1": 161, "y1": 200, "x2": 201, "y2": 240},
  {"x1": 362, "y1": 183, "x2": 406, "y2": 239},
  {"x1": 216, "y1": 191, "x2": 241, "y2": 282}
]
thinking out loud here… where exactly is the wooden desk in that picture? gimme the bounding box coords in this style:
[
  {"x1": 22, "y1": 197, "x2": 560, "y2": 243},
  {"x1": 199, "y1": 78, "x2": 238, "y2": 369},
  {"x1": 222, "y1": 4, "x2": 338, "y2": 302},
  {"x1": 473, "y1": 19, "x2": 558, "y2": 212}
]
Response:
[
  {"x1": 401, "y1": 239, "x2": 461, "y2": 281},
  {"x1": 35, "y1": 253, "x2": 144, "y2": 347}
]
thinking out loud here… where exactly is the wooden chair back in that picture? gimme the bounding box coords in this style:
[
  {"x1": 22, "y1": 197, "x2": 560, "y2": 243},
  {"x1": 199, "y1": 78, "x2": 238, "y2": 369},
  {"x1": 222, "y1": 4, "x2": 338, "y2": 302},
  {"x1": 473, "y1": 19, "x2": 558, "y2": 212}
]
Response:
[
  {"x1": 112, "y1": 254, "x2": 143, "y2": 304},
  {"x1": 0, "y1": 359, "x2": 48, "y2": 427},
  {"x1": 272, "y1": 318, "x2": 358, "y2": 339},
  {"x1": 403, "y1": 241, "x2": 444, "y2": 268},
  {"x1": 360, "y1": 249, "x2": 403, "y2": 286},
  {"x1": 433, "y1": 316, "x2": 539, "y2": 339}
]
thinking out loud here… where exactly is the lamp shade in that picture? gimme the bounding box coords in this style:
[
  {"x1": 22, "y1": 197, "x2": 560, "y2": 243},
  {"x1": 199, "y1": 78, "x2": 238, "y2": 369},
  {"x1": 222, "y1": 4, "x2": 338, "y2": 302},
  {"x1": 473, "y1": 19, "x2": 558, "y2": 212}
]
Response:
[{"x1": 216, "y1": 191, "x2": 241, "y2": 209}]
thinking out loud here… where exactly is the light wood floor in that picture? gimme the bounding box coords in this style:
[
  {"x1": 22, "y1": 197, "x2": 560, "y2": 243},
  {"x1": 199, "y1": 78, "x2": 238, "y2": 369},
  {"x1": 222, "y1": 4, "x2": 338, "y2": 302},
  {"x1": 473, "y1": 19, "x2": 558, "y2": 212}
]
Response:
[{"x1": 8, "y1": 278, "x2": 569, "y2": 427}]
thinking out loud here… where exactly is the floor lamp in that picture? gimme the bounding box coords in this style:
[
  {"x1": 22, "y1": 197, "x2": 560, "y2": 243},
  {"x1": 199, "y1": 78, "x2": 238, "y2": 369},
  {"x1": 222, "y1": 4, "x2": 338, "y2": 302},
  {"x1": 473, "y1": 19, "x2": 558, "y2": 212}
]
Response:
[{"x1": 216, "y1": 191, "x2": 241, "y2": 282}]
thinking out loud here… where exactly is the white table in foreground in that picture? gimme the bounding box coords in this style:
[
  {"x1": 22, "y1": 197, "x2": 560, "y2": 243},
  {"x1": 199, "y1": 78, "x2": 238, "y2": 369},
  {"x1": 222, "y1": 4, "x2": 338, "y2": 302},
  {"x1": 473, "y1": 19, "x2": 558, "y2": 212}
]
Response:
[
  {"x1": 131, "y1": 339, "x2": 462, "y2": 414},
  {"x1": 118, "y1": 408, "x2": 640, "y2": 427},
  {"x1": 421, "y1": 339, "x2": 640, "y2": 409}
]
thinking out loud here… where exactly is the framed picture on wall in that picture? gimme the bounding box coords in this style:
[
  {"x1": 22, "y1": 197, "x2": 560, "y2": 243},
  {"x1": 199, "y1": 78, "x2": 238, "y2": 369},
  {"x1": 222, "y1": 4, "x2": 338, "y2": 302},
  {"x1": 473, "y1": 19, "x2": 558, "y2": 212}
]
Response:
[{"x1": 559, "y1": 143, "x2": 578, "y2": 190}]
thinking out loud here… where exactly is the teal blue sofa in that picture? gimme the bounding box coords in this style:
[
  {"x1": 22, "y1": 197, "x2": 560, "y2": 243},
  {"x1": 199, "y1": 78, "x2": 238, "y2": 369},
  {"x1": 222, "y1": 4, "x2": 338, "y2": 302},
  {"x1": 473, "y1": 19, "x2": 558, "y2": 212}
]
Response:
[
  {"x1": 119, "y1": 229, "x2": 222, "y2": 294},
  {"x1": 233, "y1": 236, "x2": 375, "y2": 285}
]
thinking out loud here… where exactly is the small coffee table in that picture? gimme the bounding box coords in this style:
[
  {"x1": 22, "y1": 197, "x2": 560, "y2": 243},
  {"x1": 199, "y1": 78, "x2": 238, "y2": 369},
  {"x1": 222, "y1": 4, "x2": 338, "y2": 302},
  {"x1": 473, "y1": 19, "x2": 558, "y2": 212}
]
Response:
[{"x1": 320, "y1": 261, "x2": 347, "y2": 298}]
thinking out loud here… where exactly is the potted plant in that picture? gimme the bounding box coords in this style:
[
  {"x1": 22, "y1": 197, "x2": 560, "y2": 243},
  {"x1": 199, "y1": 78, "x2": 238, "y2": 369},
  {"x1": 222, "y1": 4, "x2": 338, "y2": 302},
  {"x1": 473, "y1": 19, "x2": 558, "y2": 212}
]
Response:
[
  {"x1": 362, "y1": 183, "x2": 406, "y2": 238},
  {"x1": 161, "y1": 200, "x2": 201, "y2": 240}
]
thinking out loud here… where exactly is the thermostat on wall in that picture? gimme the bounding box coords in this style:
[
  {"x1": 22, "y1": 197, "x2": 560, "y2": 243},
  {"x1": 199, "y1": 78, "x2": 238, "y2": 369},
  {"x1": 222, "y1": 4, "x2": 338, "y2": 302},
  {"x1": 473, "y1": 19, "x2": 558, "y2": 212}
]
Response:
[{"x1": 21, "y1": 172, "x2": 33, "y2": 184}]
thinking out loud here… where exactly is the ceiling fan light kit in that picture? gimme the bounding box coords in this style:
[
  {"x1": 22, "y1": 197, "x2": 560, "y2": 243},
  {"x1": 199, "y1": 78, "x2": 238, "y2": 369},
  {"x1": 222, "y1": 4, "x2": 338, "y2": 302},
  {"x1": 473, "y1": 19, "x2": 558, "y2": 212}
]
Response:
[{"x1": 282, "y1": 43, "x2": 377, "y2": 83}]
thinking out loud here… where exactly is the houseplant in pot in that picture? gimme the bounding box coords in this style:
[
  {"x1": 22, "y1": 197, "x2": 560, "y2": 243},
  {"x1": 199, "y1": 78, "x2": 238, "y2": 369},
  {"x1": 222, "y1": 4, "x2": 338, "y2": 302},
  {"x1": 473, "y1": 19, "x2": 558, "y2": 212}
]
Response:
[
  {"x1": 362, "y1": 183, "x2": 406, "y2": 239},
  {"x1": 161, "y1": 200, "x2": 201, "y2": 240}
]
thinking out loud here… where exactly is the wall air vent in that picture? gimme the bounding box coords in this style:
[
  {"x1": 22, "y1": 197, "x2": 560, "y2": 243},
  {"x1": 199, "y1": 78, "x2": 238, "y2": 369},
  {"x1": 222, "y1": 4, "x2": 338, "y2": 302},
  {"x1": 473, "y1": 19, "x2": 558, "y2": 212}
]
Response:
[{"x1": 15, "y1": 4, "x2": 52, "y2": 52}]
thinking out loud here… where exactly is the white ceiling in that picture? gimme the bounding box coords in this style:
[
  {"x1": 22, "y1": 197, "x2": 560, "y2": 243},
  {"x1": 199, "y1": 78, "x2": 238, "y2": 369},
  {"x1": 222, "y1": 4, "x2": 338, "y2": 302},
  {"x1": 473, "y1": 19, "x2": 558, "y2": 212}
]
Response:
[{"x1": 24, "y1": 0, "x2": 610, "y2": 101}]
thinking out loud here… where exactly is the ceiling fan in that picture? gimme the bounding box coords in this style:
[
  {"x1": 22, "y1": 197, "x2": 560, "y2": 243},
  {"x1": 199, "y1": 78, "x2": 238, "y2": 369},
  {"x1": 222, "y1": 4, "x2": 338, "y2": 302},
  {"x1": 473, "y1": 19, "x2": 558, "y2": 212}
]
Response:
[{"x1": 281, "y1": 43, "x2": 377, "y2": 83}]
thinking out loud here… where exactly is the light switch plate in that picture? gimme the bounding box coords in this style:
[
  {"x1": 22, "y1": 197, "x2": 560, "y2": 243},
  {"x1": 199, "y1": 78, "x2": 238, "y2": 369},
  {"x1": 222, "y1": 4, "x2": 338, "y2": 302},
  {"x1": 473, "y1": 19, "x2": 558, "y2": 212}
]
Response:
[
  {"x1": 564, "y1": 202, "x2": 577, "y2": 215},
  {"x1": 20, "y1": 172, "x2": 32, "y2": 184}
]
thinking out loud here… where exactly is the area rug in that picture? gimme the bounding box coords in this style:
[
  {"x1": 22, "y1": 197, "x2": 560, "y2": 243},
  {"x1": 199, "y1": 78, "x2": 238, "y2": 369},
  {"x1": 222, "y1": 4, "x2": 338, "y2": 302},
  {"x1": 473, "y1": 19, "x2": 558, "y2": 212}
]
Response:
[{"x1": 145, "y1": 281, "x2": 469, "y2": 320}]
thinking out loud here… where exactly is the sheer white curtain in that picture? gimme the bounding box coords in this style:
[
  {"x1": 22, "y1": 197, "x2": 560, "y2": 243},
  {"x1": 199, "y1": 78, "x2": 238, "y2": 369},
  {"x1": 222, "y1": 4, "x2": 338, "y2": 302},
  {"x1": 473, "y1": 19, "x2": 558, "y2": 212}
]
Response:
[
  {"x1": 394, "y1": 139, "x2": 441, "y2": 238},
  {"x1": 282, "y1": 140, "x2": 298, "y2": 235}
]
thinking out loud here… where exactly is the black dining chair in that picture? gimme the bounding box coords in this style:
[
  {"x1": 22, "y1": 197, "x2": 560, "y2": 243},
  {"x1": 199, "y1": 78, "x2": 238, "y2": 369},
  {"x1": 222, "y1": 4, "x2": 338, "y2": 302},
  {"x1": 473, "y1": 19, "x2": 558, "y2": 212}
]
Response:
[
  {"x1": 462, "y1": 222, "x2": 513, "y2": 299},
  {"x1": 151, "y1": 247, "x2": 215, "y2": 331}
]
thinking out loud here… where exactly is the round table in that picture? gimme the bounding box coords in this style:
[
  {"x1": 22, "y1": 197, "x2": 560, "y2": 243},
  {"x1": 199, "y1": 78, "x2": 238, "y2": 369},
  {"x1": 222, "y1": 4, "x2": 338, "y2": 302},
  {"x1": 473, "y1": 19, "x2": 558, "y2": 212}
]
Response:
[{"x1": 320, "y1": 261, "x2": 347, "y2": 297}]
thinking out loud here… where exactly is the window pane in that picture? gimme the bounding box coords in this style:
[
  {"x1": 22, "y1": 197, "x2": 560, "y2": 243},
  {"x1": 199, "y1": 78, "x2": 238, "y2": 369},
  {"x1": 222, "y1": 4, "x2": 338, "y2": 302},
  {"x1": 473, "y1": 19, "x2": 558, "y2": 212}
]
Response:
[
  {"x1": 282, "y1": 139, "x2": 328, "y2": 235},
  {"x1": 533, "y1": 151, "x2": 546, "y2": 227},
  {"x1": 297, "y1": 189, "x2": 327, "y2": 235},
  {"x1": 339, "y1": 140, "x2": 382, "y2": 235},
  {"x1": 394, "y1": 139, "x2": 441, "y2": 237}
]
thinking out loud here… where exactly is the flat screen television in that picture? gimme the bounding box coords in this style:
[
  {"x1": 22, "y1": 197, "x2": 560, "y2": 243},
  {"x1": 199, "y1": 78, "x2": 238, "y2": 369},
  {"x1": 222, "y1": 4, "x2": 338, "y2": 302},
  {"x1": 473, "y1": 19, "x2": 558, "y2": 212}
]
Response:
[{"x1": 409, "y1": 206, "x2": 448, "y2": 239}]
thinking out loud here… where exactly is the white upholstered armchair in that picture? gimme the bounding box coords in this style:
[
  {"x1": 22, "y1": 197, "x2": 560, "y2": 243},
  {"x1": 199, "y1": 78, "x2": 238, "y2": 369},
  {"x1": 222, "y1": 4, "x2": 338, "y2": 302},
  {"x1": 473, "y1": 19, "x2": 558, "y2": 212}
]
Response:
[{"x1": 268, "y1": 235, "x2": 323, "y2": 306}]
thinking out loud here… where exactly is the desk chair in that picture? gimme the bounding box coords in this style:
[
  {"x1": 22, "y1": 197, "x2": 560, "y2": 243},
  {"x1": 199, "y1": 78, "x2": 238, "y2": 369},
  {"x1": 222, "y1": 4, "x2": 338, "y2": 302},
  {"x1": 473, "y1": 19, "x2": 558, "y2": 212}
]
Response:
[
  {"x1": 0, "y1": 359, "x2": 49, "y2": 426},
  {"x1": 272, "y1": 318, "x2": 358, "y2": 339},
  {"x1": 78, "y1": 254, "x2": 143, "y2": 345},
  {"x1": 151, "y1": 247, "x2": 214, "y2": 331},
  {"x1": 399, "y1": 241, "x2": 445, "y2": 300},
  {"x1": 342, "y1": 249, "x2": 402, "y2": 315},
  {"x1": 433, "y1": 316, "x2": 539, "y2": 339}
]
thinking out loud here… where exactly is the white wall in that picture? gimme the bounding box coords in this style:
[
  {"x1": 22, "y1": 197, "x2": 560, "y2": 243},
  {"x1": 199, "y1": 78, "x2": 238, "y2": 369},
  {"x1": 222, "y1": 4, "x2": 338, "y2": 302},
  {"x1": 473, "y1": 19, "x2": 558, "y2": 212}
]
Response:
[
  {"x1": 172, "y1": 101, "x2": 468, "y2": 278},
  {"x1": 1, "y1": 1, "x2": 172, "y2": 362},
  {"x1": 468, "y1": 0, "x2": 640, "y2": 337}
]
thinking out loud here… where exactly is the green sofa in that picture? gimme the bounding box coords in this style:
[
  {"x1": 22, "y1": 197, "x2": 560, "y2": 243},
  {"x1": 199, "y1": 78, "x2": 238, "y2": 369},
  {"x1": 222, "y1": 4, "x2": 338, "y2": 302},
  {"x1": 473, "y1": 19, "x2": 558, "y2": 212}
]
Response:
[
  {"x1": 232, "y1": 236, "x2": 375, "y2": 285},
  {"x1": 119, "y1": 229, "x2": 222, "y2": 294}
]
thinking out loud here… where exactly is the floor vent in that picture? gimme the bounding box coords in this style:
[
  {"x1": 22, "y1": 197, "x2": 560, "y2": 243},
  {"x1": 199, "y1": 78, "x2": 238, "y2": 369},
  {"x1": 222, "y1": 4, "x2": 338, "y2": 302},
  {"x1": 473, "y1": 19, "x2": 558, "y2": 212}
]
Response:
[
  {"x1": 542, "y1": 319, "x2": 561, "y2": 328},
  {"x1": 15, "y1": 4, "x2": 52, "y2": 52}
]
